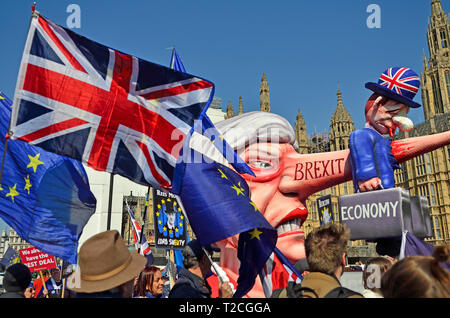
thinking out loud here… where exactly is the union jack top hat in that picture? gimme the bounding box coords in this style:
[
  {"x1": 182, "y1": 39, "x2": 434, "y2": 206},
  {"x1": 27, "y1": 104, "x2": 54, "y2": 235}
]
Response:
[{"x1": 365, "y1": 67, "x2": 421, "y2": 108}]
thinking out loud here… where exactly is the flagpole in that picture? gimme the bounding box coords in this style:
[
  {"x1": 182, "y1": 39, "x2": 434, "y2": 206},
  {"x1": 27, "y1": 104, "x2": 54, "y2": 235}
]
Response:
[
  {"x1": 0, "y1": 4, "x2": 38, "y2": 186},
  {"x1": 106, "y1": 174, "x2": 114, "y2": 230},
  {"x1": 137, "y1": 187, "x2": 151, "y2": 254}
]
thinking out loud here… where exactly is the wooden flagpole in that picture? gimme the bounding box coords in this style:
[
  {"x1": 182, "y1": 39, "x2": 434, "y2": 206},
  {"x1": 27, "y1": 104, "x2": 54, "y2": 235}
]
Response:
[{"x1": 39, "y1": 271, "x2": 49, "y2": 298}]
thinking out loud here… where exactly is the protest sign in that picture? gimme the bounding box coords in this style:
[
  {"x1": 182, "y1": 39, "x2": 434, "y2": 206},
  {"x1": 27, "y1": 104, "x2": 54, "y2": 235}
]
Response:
[
  {"x1": 19, "y1": 247, "x2": 57, "y2": 272},
  {"x1": 153, "y1": 188, "x2": 187, "y2": 250},
  {"x1": 317, "y1": 194, "x2": 334, "y2": 226}
]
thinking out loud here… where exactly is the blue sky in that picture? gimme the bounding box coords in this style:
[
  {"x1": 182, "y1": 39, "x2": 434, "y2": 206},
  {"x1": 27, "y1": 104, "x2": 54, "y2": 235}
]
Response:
[{"x1": 0, "y1": 1, "x2": 444, "y2": 231}]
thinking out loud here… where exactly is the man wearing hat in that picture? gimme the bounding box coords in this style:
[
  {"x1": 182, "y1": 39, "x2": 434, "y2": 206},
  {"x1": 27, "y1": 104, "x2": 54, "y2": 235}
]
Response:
[
  {"x1": 0, "y1": 263, "x2": 32, "y2": 298},
  {"x1": 67, "y1": 230, "x2": 146, "y2": 298},
  {"x1": 349, "y1": 67, "x2": 421, "y2": 192},
  {"x1": 169, "y1": 239, "x2": 233, "y2": 298}
]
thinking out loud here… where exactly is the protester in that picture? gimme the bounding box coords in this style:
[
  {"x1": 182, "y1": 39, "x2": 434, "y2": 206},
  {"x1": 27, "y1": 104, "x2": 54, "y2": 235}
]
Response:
[
  {"x1": 297, "y1": 223, "x2": 363, "y2": 298},
  {"x1": 67, "y1": 230, "x2": 146, "y2": 298},
  {"x1": 361, "y1": 257, "x2": 392, "y2": 298},
  {"x1": 0, "y1": 263, "x2": 32, "y2": 298},
  {"x1": 169, "y1": 240, "x2": 233, "y2": 298},
  {"x1": 134, "y1": 266, "x2": 165, "y2": 298},
  {"x1": 380, "y1": 244, "x2": 450, "y2": 298},
  {"x1": 36, "y1": 267, "x2": 73, "y2": 298}
]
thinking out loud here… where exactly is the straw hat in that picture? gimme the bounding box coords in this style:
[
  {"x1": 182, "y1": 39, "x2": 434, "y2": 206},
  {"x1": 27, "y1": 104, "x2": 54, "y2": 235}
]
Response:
[{"x1": 68, "y1": 230, "x2": 146, "y2": 293}]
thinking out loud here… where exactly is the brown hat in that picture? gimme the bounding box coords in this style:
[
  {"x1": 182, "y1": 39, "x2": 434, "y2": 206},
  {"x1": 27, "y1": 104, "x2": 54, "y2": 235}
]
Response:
[{"x1": 68, "y1": 230, "x2": 146, "y2": 293}]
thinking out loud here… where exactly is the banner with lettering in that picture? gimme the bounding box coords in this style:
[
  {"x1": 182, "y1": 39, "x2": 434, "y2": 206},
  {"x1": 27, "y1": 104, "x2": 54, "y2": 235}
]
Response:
[
  {"x1": 317, "y1": 194, "x2": 334, "y2": 226},
  {"x1": 153, "y1": 188, "x2": 187, "y2": 250},
  {"x1": 338, "y1": 187, "x2": 412, "y2": 240},
  {"x1": 19, "y1": 247, "x2": 57, "y2": 272}
]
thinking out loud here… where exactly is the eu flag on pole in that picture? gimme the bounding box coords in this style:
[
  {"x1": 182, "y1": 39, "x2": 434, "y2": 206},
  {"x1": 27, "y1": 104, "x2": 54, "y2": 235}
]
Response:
[
  {"x1": 0, "y1": 92, "x2": 96, "y2": 264},
  {"x1": 177, "y1": 151, "x2": 277, "y2": 298}
]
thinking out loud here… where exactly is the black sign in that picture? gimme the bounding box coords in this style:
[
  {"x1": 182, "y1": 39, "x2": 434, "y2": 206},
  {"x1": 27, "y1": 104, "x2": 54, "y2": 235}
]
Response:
[
  {"x1": 317, "y1": 194, "x2": 334, "y2": 226},
  {"x1": 153, "y1": 188, "x2": 187, "y2": 250}
]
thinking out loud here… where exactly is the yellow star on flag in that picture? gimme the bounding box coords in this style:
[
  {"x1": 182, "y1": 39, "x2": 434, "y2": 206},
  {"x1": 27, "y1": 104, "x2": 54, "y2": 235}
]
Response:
[
  {"x1": 231, "y1": 184, "x2": 244, "y2": 196},
  {"x1": 27, "y1": 153, "x2": 44, "y2": 173},
  {"x1": 249, "y1": 228, "x2": 262, "y2": 240},
  {"x1": 250, "y1": 201, "x2": 259, "y2": 211},
  {"x1": 158, "y1": 220, "x2": 162, "y2": 225},
  {"x1": 163, "y1": 226, "x2": 167, "y2": 232},
  {"x1": 218, "y1": 168, "x2": 228, "y2": 180},
  {"x1": 6, "y1": 184, "x2": 19, "y2": 203},
  {"x1": 180, "y1": 215, "x2": 184, "y2": 220},
  {"x1": 0, "y1": 95, "x2": 5, "y2": 100},
  {"x1": 24, "y1": 175, "x2": 32, "y2": 195}
]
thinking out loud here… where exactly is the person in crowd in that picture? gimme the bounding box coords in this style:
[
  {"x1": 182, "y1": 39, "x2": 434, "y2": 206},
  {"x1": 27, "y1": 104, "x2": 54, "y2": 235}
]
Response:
[
  {"x1": 169, "y1": 239, "x2": 233, "y2": 298},
  {"x1": 0, "y1": 263, "x2": 32, "y2": 298},
  {"x1": 361, "y1": 257, "x2": 393, "y2": 298},
  {"x1": 134, "y1": 265, "x2": 165, "y2": 298},
  {"x1": 380, "y1": 244, "x2": 450, "y2": 298},
  {"x1": 298, "y1": 223, "x2": 363, "y2": 298},
  {"x1": 67, "y1": 230, "x2": 146, "y2": 298}
]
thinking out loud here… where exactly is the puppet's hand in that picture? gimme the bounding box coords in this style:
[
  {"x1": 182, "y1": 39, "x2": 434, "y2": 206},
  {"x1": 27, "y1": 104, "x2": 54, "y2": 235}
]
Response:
[{"x1": 358, "y1": 177, "x2": 381, "y2": 192}]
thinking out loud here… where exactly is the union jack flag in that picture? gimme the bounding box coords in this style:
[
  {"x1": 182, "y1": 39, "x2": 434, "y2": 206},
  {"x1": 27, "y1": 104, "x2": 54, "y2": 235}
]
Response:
[
  {"x1": 125, "y1": 199, "x2": 152, "y2": 257},
  {"x1": 259, "y1": 248, "x2": 302, "y2": 298},
  {"x1": 10, "y1": 13, "x2": 214, "y2": 191},
  {"x1": 378, "y1": 67, "x2": 420, "y2": 97}
]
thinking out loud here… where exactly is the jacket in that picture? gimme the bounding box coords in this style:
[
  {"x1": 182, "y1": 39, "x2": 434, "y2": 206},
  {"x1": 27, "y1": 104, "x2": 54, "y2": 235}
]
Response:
[
  {"x1": 169, "y1": 268, "x2": 211, "y2": 298},
  {"x1": 299, "y1": 272, "x2": 363, "y2": 298},
  {"x1": 349, "y1": 127, "x2": 400, "y2": 191}
]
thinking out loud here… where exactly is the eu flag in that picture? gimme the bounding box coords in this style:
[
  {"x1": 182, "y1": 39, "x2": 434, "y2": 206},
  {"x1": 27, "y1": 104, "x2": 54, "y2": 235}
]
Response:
[
  {"x1": 178, "y1": 153, "x2": 277, "y2": 298},
  {"x1": 0, "y1": 247, "x2": 20, "y2": 267},
  {"x1": 0, "y1": 92, "x2": 96, "y2": 264}
]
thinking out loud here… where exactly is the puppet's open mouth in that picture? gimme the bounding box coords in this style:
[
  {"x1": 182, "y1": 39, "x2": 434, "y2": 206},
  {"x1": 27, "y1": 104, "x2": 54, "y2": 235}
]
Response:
[{"x1": 276, "y1": 207, "x2": 308, "y2": 237}]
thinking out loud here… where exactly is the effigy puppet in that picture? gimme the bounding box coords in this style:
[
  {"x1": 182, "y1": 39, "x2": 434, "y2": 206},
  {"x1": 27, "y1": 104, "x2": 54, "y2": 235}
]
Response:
[
  {"x1": 194, "y1": 71, "x2": 450, "y2": 297},
  {"x1": 349, "y1": 67, "x2": 421, "y2": 192}
]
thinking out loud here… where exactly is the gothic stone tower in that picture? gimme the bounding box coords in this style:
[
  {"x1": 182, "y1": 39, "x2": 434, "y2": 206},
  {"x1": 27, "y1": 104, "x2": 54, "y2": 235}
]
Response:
[
  {"x1": 395, "y1": 0, "x2": 450, "y2": 245},
  {"x1": 225, "y1": 100, "x2": 235, "y2": 119},
  {"x1": 294, "y1": 109, "x2": 309, "y2": 154},
  {"x1": 260, "y1": 73, "x2": 271, "y2": 112},
  {"x1": 422, "y1": 0, "x2": 450, "y2": 120},
  {"x1": 329, "y1": 86, "x2": 354, "y2": 151}
]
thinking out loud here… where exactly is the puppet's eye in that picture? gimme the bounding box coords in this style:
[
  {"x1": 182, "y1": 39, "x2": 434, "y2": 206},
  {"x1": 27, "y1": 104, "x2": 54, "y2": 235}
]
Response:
[{"x1": 248, "y1": 160, "x2": 274, "y2": 169}]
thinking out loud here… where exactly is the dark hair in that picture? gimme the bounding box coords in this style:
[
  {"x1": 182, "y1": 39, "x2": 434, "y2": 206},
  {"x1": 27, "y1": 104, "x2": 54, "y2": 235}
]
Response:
[
  {"x1": 134, "y1": 266, "x2": 162, "y2": 297},
  {"x1": 362, "y1": 257, "x2": 392, "y2": 290},
  {"x1": 380, "y1": 244, "x2": 450, "y2": 298},
  {"x1": 304, "y1": 223, "x2": 350, "y2": 275}
]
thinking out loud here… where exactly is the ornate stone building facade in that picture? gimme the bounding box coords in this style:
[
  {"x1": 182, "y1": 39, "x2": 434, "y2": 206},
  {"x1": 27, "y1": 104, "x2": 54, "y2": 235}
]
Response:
[{"x1": 394, "y1": 0, "x2": 450, "y2": 245}]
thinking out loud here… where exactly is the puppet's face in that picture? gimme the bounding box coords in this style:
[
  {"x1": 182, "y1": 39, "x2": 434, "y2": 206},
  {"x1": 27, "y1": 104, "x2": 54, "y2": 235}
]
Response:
[
  {"x1": 366, "y1": 97, "x2": 413, "y2": 137},
  {"x1": 238, "y1": 142, "x2": 308, "y2": 263}
]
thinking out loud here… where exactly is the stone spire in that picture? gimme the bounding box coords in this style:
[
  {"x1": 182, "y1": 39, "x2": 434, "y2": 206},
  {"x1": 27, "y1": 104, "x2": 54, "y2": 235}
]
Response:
[
  {"x1": 431, "y1": 0, "x2": 445, "y2": 16},
  {"x1": 238, "y1": 96, "x2": 244, "y2": 115},
  {"x1": 294, "y1": 109, "x2": 309, "y2": 154},
  {"x1": 225, "y1": 100, "x2": 234, "y2": 119},
  {"x1": 422, "y1": 0, "x2": 450, "y2": 120},
  {"x1": 260, "y1": 73, "x2": 271, "y2": 112},
  {"x1": 329, "y1": 84, "x2": 354, "y2": 151}
]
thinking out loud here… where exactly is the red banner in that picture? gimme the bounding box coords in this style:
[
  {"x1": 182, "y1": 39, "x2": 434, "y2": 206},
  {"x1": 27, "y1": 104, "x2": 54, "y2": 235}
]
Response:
[{"x1": 19, "y1": 247, "x2": 57, "y2": 273}]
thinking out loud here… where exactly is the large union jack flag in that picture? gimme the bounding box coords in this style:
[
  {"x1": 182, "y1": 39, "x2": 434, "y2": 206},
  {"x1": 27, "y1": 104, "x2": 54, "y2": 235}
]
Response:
[{"x1": 10, "y1": 13, "x2": 214, "y2": 191}]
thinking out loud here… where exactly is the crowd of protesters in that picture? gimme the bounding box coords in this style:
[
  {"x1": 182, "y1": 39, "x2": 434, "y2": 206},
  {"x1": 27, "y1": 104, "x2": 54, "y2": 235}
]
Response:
[{"x1": 0, "y1": 226, "x2": 448, "y2": 299}]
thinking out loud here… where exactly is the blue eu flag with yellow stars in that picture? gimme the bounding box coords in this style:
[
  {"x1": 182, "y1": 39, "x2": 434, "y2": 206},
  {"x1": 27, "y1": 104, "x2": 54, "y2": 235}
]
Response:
[
  {"x1": 178, "y1": 151, "x2": 277, "y2": 298},
  {"x1": 0, "y1": 92, "x2": 96, "y2": 264},
  {"x1": 0, "y1": 247, "x2": 21, "y2": 267}
]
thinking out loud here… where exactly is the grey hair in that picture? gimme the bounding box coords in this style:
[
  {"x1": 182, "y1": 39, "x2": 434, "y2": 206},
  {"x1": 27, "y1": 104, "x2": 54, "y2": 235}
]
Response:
[
  {"x1": 215, "y1": 111, "x2": 297, "y2": 151},
  {"x1": 187, "y1": 111, "x2": 297, "y2": 165}
]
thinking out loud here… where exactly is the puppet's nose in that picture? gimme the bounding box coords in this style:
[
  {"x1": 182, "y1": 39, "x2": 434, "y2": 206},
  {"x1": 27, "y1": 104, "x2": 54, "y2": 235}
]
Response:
[{"x1": 278, "y1": 149, "x2": 352, "y2": 201}]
